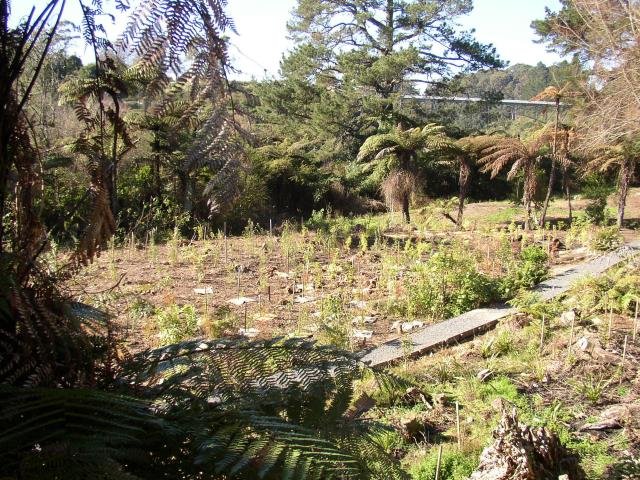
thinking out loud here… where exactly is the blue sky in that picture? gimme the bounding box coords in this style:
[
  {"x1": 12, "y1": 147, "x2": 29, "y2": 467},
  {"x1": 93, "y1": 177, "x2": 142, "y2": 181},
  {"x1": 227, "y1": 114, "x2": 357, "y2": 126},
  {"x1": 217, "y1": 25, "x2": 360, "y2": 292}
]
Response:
[{"x1": 12, "y1": 0, "x2": 564, "y2": 79}]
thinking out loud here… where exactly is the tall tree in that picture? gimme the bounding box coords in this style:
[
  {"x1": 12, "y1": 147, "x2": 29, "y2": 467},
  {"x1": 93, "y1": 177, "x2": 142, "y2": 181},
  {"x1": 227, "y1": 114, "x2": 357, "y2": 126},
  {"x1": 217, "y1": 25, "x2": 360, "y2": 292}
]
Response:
[
  {"x1": 533, "y1": 85, "x2": 573, "y2": 226},
  {"x1": 288, "y1": 0, "x2": 503, "y2": 122}
]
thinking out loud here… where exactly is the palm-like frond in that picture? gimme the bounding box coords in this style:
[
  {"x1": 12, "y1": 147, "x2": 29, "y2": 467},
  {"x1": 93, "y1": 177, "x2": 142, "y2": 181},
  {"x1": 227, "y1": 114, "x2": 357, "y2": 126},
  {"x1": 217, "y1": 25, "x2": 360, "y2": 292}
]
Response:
[
  {"x1": 356, "y1": 134, "x2": 398, "y2": 162},
  {"x1": 130, "y1": 338, "x2": 405, "y2": 479},
  {"x1": 586, "y1": 144, "x2": 626, "y2": 173},
  {"x1": 2, "y1": 335, "x2": 407, "y2": 479},
  {"x1": 476, "y1": 131, "x2": 548, "y2": 180},
  {"x1": 0, "y1": 386, "x2": 158, "y2": 477}
]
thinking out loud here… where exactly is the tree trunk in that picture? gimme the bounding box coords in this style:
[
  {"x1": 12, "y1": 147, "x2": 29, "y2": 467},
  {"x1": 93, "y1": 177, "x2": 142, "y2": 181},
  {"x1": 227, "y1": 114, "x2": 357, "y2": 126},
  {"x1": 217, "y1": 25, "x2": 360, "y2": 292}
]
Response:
[
  {"x1": 617, "y1": 158, "x2": 632, "y2": 228},
  {"x1": 153, "y1": 154, "x2": 162, "y2": 201},
  {"x1": 524, "y1": 197, "x2": 532, "y2": 230},
  {"x1": 539, "y1": 98, "x2": 560, "y2": 227},
  {"x1": 402, "y1": 194, "x2": 410, "y2": 224},
  {"x1": 539, "y1": 158, "x2": 556, "y2": 227},
  {"x1": 563, "y1": 166, "x2": 572, "y2": 224},
  {"x1": 111, "y1": 159, "x2": 118, "y2": 215},
  {"x1": 523, "y1": 165, "x2": 536, "y2": 230},
  {"x1": 457, "y1": 159, "x2": 471, "y2": 229},
  {"x1": 384, "y1": 0, "x2": 394, "y2": 54}
]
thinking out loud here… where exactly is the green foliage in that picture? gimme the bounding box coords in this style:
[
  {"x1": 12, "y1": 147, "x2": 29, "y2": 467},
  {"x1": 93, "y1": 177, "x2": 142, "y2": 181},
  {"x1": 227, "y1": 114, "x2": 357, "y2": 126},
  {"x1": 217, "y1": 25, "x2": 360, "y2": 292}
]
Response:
[
  {"x1": 481, "y1": 331, "x2": 515, "y2": 359},
  {"x1": 588, "y1": 226, "x2": 623, "y2": 252},
  {"x1": 570, "y1": 374, "x2": 610, "y2": 405},
  {"x1": 508, "y1": 291, "x2": 561, "y2": 320},
  {"x1": 305, "y1": 210, "x2": 386, "y2": 247},
  {"x1": 154, "y1": 304, "x2": 199, "y2": 345},
  {"x1": 500, "y1": 245, "x2": 549, "y2": 297},
  {"x1": 403, "y1": 244, "x2": 499, "y2": 319},
  {"x1": 2, "y1": 337, "x2": 408, "y2": 480},
  {"x1": 0, "y1": 387, "x2": 161, "y2": 480},
  {"x1": 316, "y1": 294, "x2": 351, "y2": 348},
  {"x1": 129, "y1": 297, "x2": 156, "y2": 319},
  {"x1": 410, "y1": 446, "x2": 477, "y2": 480},
  {"x1": 201, "y1": 305, "x2": 238, "y2": 338}
]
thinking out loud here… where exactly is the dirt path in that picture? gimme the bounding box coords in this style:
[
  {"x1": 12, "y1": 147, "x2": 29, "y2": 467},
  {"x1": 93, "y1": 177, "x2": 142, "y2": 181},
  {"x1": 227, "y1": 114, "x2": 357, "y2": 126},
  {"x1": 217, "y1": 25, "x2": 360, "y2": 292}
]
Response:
[{"x1": 360, "y1": 240, "x2": 640, "y2": 367}]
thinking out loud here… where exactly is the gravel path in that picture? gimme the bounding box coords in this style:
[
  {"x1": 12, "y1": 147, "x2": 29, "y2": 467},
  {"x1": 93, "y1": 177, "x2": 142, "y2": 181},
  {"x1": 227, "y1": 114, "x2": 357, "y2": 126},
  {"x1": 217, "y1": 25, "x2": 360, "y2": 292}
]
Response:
[{"x1": 360, "y1": 241, "x2": 640, "y2": 367}]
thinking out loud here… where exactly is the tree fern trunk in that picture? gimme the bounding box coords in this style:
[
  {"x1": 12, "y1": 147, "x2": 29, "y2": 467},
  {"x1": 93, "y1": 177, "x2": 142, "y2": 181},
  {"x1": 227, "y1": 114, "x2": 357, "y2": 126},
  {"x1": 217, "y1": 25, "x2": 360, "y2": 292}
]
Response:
[
  {"x1": 539, "y1": 157, "x2": 556, "y2": 227},
  {"x1": 457, "y1": 159, "x2": 471, "y2": 229},
  {"x1": 617, "y1": 158, "x2": 632, "y2": 228},
  {"x1": 562, "y1": 166, "x2": 572, "y2": 224},
  {"x1": 539, "y1": 98, "x2": 560, "y2": 227},
  {"x1": 402, "y1": 194, "x2": 410, "y2": 224}
]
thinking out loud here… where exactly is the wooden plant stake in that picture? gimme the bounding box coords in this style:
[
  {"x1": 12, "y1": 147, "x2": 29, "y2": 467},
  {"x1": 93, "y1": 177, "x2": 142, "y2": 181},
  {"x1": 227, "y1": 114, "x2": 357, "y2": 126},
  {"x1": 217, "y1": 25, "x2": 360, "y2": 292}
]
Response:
[
  {"x1": 267, "y1": 284, "x2": 271, "y2": 303},
  {"x1": 269, "y1": 218, "x2": 273, "y2": 236},
  {"x1": 633, "y1": 301, "x2": 638, "y2": 343},
  {"x1": 434, "y1": 444, "x2": 443, "y2": 480},
  {"x1": 539, "y1": 315, "x2": 545, "y2": 354},
  {"x1": 607, "y1": 306, "x2": 613, "y2": 347},
  {"x1": 567, "y1": 313, "x2": 576, "y2": 360},
  {"x1": 244, "y1": 304, "x2": 248, "y2": 331},
  {"x1": 455, "y1": 401, "x2": 462, "y2": 449},
  {"x1": 619, "y1": 334, "x2": 629, "y2": 385},
  {"x1": 223, "y1": 221, "x2": 228, "y2": 264}
]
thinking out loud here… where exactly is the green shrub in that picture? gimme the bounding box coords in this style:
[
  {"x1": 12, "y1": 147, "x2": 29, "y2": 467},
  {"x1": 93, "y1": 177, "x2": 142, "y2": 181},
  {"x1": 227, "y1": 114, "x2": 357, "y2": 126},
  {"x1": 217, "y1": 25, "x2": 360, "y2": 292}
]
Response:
[
  {"x1": 500, "y1": 245, "x2": 548, "y2": 297},
  {"x1": 155, "y1": 304, "x2": 199, "y2": 345},
  {"x1": 200, "y1": 305, "x2": 238, "y2": 338},
  {"x1": 481, "y1": 330, "x2": 515, "y2": 358},
  {"x1": 316, "y1": 295, "x2": 351, "y2": 348},
  {"x1": 404, "y1": 245, "x2": 499, "y2": 319},
  {"x1": 508, "y1": 290, "x2": 561, "y2": 320},
  {"x1": 584, "y1": 197, "x2": 607, "y2": 225},
  {"x1": 129, "y1": 297, "x2": 156, "y2": 319},
  {"x1": 581, "y1": 173, "x2": 615, "y2": 226},
  {"x1": 410, "y1": 446, "x2": 478, "y2": 480},
  {"x1": 588, "y1": 226, "x2": 623, "y2": 252}
]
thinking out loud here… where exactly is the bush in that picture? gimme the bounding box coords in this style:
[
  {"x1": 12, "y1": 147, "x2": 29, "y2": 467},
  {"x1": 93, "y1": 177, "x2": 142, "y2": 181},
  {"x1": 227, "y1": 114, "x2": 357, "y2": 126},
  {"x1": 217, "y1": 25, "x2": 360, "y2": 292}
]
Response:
[
  {"x1": 199, "y1": 305, "x2": 238, "y2": 338},
  {"x1": 410, "y1": 446, "x2": 478, "y2": 480},
  {"x1": 405, "y1": 245, "x2": 500, "y2": 319},
  {"x1": 500, "y1": 245, "x2": 548, "y2": 297},
  {"x1": 581, "y1": 173, "x2": 615, "y2": 225},
  {"x1": 155, "y1": 304, "x2": 199, "y2": 344},
  {"x1": 588, "y1": 226, "x2": 623, "y2": 252}
]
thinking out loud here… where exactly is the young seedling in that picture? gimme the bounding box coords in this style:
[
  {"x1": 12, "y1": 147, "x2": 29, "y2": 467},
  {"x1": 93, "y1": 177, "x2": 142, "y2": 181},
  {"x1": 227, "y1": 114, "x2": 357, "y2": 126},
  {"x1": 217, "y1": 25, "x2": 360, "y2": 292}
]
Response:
[
  {"x1": 566, "y1": 313, "x2": 575, "y2": 361},
  {"x1": 223, "y1": 221, "x2": 228, "y2": 264}
]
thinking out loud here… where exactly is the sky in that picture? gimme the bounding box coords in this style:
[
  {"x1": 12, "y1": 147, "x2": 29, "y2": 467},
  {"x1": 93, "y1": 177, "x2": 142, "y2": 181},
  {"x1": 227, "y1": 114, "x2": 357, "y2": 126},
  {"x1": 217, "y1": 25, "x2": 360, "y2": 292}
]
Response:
[{"x1": 11, "y1": 0, "x2": 564, "y2": 80}]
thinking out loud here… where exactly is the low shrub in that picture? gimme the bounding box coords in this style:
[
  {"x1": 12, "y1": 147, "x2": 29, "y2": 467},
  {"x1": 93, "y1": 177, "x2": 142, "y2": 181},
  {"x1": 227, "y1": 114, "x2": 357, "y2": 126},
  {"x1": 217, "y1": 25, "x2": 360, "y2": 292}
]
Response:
[
  {"x1": 404, "y1": 245, "x2": 499, "y2": 319},
  {"x1": 155, "y1": 304, "x2": 199, "y2": 345},
  {"x1": 410, "y1": 446, "x2": 478, "y2": 480},
  {"x1": 199, "y1": 305, "x2": 238, "y2": 338},
  {"x1": 500, "y1": 245, "x2": 548, "y2": 297},
  {"x1": 588, "y1": 226, "x2": 623, "y2": 252}
]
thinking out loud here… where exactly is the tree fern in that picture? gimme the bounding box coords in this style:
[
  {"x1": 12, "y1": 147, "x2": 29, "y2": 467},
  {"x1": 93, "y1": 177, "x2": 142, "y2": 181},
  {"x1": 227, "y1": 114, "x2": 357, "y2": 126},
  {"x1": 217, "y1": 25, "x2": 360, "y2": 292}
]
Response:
[
  {"x1": 477, "y1": 129, "x2": 551, "y2": 229},
  {"x1": 357, "y1": 123, "x2": 455, "y2": 222}
]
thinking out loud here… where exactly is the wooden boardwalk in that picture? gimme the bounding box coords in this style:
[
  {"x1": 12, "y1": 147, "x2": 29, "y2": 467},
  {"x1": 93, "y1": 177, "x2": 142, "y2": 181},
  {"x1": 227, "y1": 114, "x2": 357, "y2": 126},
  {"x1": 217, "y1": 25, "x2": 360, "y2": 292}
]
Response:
[{"x1": 360, "y1": 241, "x2": 640, "y2": 367}]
